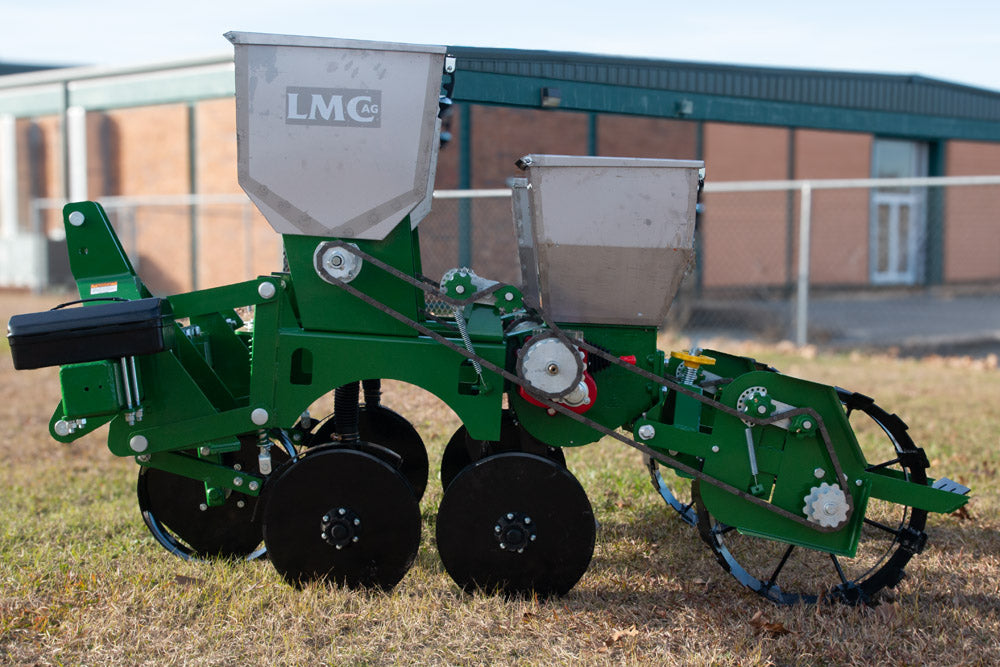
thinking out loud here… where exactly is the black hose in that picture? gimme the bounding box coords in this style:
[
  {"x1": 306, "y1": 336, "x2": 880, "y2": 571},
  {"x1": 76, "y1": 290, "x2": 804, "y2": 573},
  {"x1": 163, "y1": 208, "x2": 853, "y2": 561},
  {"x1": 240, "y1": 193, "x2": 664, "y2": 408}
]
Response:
[
  {"x1": 333, "y1": 382, "x2": 360, "y2": 443},
  {"x1": 362, "y1": 379, "x2": 382, "y2": 408}
]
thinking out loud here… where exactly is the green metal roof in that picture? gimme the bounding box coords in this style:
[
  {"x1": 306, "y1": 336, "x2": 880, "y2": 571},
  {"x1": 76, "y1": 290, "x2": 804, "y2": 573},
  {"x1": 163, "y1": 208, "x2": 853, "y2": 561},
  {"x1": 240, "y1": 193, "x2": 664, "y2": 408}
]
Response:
[
  {"x1": 4, "y1": 45, "x2": 1000, "y2": 141},
  {"x1": 447, "y1": 46, "x2": 1000, "y2": 141},
  {"x1": 0, "y1": 62, "x2": 61, "y2": 77}
]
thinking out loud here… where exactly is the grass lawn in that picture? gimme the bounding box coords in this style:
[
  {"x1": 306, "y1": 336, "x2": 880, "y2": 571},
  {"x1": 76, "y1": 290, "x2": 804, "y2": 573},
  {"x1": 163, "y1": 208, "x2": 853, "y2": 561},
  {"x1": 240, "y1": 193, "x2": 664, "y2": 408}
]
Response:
[{"x1": 2, "y1": 291, "x2": 998, "y2": 665}]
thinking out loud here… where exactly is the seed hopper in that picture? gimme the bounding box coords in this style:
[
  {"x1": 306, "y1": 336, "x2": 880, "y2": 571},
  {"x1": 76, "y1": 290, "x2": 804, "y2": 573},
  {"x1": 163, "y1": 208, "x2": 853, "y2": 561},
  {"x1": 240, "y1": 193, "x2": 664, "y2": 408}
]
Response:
[{"x1": 7, "y1": 32, "x2": 970, "y2": 604}]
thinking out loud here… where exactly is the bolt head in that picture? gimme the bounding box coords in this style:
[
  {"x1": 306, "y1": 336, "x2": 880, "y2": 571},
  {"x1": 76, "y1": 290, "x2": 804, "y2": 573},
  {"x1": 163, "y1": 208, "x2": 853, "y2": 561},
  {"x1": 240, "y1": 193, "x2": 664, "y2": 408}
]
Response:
[
  {"x1": 505, "y1": 292, "x2": 514, "y2": 301},
  {"x1": 54, "y1": 420, "x2": 72, "y2": 437},
  {"x1": 199, "y1": 503, "x2": 208, "y2": 512},
  {"x1": 233, "y1": 477, "x2": 243, "y2": 487},
  {"x1": 712, "y1": 445, "x2": 720, "y2": 453},
  {"x1": 814, "y1": 468, "x2": 825, "y2": 479},
  {"x1": 248, "y1": 481, "x2": 260, "y2": 492},
  {"x1": 250, "y1": 408, "x2": 269, "y2": 426},
  {"x1": 855, "y1": 479, "x2": 864, "y2": 487},
  {"x1": 323, "y1": 515, "x2": 330, "y2": 522},
  {"x1": 199, "y1": 446, "x2": 211, "y2": 456},
  {"x1": 129, "y1": 435, "x2": 149, "y2": 453},
  {"x1": 507, "y1": 513, "x2": 514, "y2": 520},
  {"x1": 237, "y1": 500, "x2": 245, "y2": 508},
  {"x1": 258, "y1": 281, "x2": 276, "y2": 299},
  {"x1": 68, "y1": 211, "x2": 85, "y2": 226},
  {"x1": 454, "y1": 284, "x2": 465, "y2": 294},
  {"x1": 339, "y1": 508, "x2": 347, "y2": 516},
  {"x1": 638, "y1": 424, "x2": 656, "y2": 441}
]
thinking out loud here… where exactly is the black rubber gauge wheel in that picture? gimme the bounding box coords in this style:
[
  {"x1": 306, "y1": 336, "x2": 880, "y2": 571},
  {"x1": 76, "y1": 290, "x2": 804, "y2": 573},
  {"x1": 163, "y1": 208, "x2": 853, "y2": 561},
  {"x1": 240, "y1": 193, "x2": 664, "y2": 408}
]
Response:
[
  {"x1": 436, "y1": 452, "x2": 595, "y2": 598},
  {"x1": 262, "y1": 446, "x2": 421, "y2": 590}
]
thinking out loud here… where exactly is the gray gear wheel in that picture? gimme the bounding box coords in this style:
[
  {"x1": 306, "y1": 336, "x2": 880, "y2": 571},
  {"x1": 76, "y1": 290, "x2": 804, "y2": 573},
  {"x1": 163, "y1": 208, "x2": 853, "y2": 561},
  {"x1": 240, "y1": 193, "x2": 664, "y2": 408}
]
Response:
[
  {"x1": 516, "y1": 333, "x2": 585, "y2": 400},
  {"x1": 802, "y1": 482, "x2": 849, "y2": 528}
]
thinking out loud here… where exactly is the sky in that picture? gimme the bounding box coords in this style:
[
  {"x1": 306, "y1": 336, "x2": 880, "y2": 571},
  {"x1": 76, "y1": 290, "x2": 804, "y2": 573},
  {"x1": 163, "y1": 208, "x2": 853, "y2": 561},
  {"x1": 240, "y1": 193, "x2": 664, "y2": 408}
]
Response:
[{"x1": 2, "y1": 0, "x2": 1000, "y2": 92}]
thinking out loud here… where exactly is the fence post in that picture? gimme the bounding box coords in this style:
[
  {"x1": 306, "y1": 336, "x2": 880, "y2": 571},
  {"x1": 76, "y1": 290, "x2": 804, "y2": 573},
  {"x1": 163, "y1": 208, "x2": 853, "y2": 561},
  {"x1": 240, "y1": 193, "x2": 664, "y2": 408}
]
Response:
[{"x1": 795, "y1": 183, "x2": 812, "y2": 346}]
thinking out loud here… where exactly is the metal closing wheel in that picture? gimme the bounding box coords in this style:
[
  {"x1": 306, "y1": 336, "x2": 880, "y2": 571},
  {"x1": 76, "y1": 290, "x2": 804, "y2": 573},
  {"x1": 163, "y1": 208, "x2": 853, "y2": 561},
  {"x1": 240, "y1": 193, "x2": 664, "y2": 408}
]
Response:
[
  {"x1": 262, "y1": 446, "x2": 421, "y2": 589},
  {"x1": 440, "y1": 410, "x2": 566, "y2": 491},
  {"x1": 646, "y1": 456, "x2": 698, "y2": 526},
  {"x1": 136, "y1": 435, "x2": 288, "y2": 560},
  {"x1": 693, "y1": 389, "x2": 929, "y2": 605},
  {"x1": 436, "y1": 452, "x2": 595, "y2": 598}
]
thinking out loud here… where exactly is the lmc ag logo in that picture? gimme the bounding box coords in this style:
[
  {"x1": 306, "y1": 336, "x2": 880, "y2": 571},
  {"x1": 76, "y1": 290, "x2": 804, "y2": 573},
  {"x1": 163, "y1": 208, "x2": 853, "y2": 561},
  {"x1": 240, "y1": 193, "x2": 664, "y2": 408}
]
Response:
[{"x1": 285, "y1": 87, "x2": 382, "y2": 127}]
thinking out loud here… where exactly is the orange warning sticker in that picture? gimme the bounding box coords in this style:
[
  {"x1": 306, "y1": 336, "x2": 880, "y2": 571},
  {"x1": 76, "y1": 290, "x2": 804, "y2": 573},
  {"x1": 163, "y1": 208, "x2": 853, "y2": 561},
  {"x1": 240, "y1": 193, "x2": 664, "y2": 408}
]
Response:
[{"x1": 89, "y1": 281, "x2": 118, "y2": 295}]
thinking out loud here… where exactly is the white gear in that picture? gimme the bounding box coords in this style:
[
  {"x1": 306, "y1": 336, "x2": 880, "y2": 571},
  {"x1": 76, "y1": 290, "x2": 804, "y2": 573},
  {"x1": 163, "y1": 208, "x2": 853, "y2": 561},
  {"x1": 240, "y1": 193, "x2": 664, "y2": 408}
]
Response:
[
  {"x1": 518, "y1": 336, "x2": 584, "y2": 398},
  {"x1": 802, "y1": 482, "x2": 849, "y2": 528}
]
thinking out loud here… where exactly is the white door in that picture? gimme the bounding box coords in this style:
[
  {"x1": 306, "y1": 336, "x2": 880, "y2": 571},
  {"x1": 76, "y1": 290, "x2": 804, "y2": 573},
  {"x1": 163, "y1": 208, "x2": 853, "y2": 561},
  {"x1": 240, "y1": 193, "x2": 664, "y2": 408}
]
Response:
[{"x1": 870, "y1": 140, "x2": 928, "y2": 285}]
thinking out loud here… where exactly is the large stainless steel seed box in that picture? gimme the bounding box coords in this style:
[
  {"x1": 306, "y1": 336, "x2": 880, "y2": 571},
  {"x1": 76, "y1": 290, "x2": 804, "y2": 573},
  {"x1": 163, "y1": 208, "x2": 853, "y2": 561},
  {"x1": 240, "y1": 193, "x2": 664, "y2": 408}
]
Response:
[
  {"x1": 516, "y1": 154, "x2": 703, "y2": 326},
  {"x1": 226, "y1": 32, "x2": 446, "y2": 240}
]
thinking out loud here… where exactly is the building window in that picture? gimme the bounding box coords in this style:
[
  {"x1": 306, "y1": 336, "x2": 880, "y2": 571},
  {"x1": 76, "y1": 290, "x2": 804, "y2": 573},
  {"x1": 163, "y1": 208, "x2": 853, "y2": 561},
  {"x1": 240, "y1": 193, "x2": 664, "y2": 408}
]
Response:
[{"x1": 869, "y1": 139, "x2": 928, "y2": 285}]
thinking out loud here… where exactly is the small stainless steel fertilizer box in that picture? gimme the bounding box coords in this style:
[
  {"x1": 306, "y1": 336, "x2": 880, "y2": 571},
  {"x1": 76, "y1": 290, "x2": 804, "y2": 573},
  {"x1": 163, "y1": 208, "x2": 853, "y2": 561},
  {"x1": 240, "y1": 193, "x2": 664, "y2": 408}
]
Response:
[
  {"x1": 226, "y1": 31, "x2": 446, "y2": 240},
  {"x1": 514, "y1": 154, "x2": 703, "y2": 326}
]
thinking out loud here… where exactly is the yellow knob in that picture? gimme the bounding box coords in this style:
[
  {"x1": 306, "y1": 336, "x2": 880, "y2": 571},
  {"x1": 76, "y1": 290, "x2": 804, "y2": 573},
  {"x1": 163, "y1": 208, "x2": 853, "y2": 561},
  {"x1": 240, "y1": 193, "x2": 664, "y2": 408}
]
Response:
[{"x1": 670, "y1": 350, "x2": 717, "y2": 369}]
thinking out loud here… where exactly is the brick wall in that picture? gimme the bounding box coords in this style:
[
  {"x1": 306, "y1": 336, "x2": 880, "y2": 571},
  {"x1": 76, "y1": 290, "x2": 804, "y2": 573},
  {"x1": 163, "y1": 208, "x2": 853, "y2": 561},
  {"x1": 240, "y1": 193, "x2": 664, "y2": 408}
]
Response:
[
  {"x1": 9, "y1": 98, "x2": 1000, "y2": 294},
  {"x1": 795, "y1": 129, "x2": 872, "y2": 285},
  {"x1": 945, "y1": 141, "x2": 1000, "y2": 282}
]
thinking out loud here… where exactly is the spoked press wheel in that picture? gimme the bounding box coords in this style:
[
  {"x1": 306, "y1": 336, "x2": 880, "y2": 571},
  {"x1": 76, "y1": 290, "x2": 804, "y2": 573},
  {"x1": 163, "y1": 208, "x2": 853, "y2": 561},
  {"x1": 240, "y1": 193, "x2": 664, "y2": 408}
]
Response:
[
  {"x1": 262, "y1": 446, "x2": 421, "y2": 590},
  {"x1": 693, "y1": 390, "x2": 929, "y2": 605},
  {"x1": 647, "y1": 456, "x2": 698, "y2": 526},
  {"x1": 137, "y1": 436, "x2": 289, "y2": 560},
  {"x1": 440, "y1": 410, "x2": 566, "y2": 491},
  {"x1": 306, "y1": 404, "x2": 429, "y2": 501},
  {"x1": 436, "y1": 452, "x2": 595, "y2": 598}
]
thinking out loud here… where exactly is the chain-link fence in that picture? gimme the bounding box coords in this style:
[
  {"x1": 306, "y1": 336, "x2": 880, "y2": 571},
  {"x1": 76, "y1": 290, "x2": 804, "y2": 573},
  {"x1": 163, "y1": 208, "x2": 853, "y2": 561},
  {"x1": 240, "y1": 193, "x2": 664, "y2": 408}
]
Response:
[{"x1": 24, "y1": 176, "x2": 1000, "y2": 354}]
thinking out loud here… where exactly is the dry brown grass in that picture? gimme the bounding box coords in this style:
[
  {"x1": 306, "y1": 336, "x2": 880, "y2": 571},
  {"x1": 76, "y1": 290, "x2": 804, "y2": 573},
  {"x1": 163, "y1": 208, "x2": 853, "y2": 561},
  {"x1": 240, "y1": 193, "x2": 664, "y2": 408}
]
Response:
[{"x1": 2, "y1": 290, "x2": 998, "y2": 665}]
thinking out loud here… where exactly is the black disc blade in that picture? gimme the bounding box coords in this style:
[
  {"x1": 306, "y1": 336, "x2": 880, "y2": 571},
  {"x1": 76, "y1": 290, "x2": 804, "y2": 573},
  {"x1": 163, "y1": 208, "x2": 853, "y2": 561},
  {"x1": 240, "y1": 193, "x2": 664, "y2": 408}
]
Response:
[
  {"x1": 308, "y1": 405, "x2": 428, "y2": 501},
  {"x1": 262, "y1": 447, "x2": 421, "y2": 590},
  {"x1": 436, "y1": 452, "x2": 595, "y2": 598},
  {"x1": 357, "y1": 405, "x2": 428, "y2": 500},
  {"x1": 440, "y1": 410, "x2": 567, "y2": 491},
  {"x1": 136, "y1": 436, "x2": 284, "y2": 559}
]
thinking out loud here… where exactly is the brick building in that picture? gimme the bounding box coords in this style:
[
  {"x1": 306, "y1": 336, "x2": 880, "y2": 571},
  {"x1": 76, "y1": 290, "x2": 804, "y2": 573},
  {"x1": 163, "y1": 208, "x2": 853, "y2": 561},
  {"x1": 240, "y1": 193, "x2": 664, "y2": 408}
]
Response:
[{"x1": 1, "y1": 46, "x2": 999, "y2": 297}]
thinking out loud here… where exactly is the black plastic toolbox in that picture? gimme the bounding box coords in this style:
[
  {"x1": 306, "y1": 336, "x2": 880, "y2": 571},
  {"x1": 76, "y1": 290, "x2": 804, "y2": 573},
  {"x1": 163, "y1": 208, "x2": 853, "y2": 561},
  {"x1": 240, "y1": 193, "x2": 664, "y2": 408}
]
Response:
[{"x1": 7, "y1": 298, "x2": 169, "y2": 370}]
